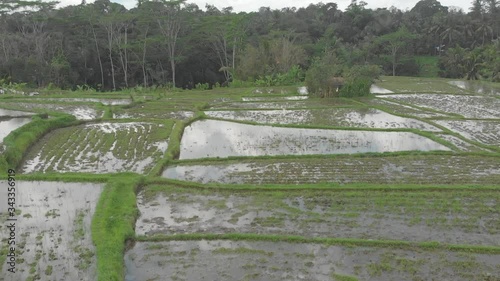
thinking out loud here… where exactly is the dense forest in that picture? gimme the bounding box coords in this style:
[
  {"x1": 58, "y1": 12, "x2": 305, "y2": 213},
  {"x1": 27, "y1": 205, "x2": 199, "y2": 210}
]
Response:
[{"x1": 0, "y1": 0, "x2": 499, "y2": 91}]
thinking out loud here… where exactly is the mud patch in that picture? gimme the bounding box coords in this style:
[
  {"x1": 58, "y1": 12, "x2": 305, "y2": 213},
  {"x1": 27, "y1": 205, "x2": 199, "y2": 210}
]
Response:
[
  {"x1": 125, "y1": 240, "x2": 499, "y2": 281},
  {"x1": 205, "y1": 108, "x2": 441, "y2": 131},
  {"x1": 379, "y1": 94, "x2": 500, "y2": 119},
  {"x1": 163, "y1": 155, "x2": 500, "y2": 184},
  {"x1": 179, "y1": 120, "x2": 449, "y2": 159},
  {"x1": 435, "y1": 120, "x2": 500, "y2": 146},
  {"x1": 0, "y1": 181, "x2": 103, "y2": 281},
  {"x1": 21, "y1": 122, "x2": 171, "y2": 173}
]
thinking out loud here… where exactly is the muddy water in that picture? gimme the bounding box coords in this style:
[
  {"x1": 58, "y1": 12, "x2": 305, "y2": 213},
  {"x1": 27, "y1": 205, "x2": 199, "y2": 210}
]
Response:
[
  {"x1": 379, "y1": 94, "x2": 500, "y2": 118},
  {"x1": 436, "y1": 133, "x2": 493, "y2": 152},
  {"x1": 369, "y1": 84, "x2": 393, "y2": 94},
  {"x1": 22, "y1": 122, "x2": 170, "y2": 174},
  {"x1": 0, "y1": 118, "x2": 31, "y2": 142},
  {"x1": 449, "y1": 81, "x2": 500, "y2": 96},
  {"x1": 162, "y1": 156, "x2": 500, "y2": 184},
  {"x1": 435, "y1": 120, "x2": 500, "y2": 146},
  {"x1": 3, "y1": 102, "x2": 101, "y2": 120},
  {"x1": 0, "y1": 181, "x2": 103, "y2": 281},
  {"x1": 125, "y1": 240, "x2": 499, "y2": 281},
  {"x1": 205, "y1": 108, "x2": 441, "y2": 131},
  {"x1": 297, "y1": 86, "x2": 308, "y2": 95},
  {"x1": 0, "y1": 108, "x2": 34, "y2": 118},
  {"x1": 179, "y1": 120, "x2": 450, "y2": 159},
  {"x1": 136, "y1": 189, "x2": 499, "y2": 245}
]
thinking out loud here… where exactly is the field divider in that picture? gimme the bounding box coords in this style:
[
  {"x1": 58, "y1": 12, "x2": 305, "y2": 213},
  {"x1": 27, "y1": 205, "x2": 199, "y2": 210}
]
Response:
[{"x1": 134, "y1": 233, "x2": 500, "y2": 254}]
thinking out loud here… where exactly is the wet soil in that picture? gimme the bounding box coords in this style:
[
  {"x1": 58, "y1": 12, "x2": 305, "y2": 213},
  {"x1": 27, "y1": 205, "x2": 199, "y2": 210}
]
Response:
[
  {"x1": 0, "y1": 181, "x2": 103, "y2": 281},
  {"x1": 125, "y1": 240, "x2": 499, "y2": 281}
]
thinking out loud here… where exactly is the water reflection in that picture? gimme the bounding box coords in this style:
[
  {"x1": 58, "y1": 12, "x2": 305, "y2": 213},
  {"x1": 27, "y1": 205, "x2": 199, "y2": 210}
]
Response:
[
  {"x1": 179, "y1": 120, "x2": 450, "y2": 159},
  {"x1": 205, "y1": 108, "x2": 440, "y2": 131},
  {"x1": 449, "y1": 81, "x2": 500, "y2": 96},
  {"x1": 0, "y1": 118, "x2": 31, "y2": 142}
]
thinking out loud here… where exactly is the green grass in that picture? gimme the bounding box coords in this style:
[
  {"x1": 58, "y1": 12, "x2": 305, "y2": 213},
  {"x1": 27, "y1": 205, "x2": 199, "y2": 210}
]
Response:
[{"x1": 91, "y1": 174, "x2": 144, "y2": 281}]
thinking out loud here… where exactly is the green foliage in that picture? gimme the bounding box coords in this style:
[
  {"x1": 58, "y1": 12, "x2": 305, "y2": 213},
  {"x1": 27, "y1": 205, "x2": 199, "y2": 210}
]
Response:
[
  {"x1": 438, "y1": 45, "x2": 499, "y2": 81},
  {"x1": 195, "y1": 83, "x2": 210, "y2": 90},
  {"x1": 339, "y1": 77, "x2": 372, "y2": 98}
]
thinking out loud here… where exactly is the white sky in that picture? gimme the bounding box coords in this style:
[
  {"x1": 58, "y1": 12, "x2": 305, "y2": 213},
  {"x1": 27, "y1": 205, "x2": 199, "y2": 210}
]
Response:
[{"x1": 57, "y1": 0, "x2": 472, "y2": 12}]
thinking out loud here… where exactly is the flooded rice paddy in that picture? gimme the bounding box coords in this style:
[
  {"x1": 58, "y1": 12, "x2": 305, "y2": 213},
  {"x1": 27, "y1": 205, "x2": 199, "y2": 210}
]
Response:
[
  {"x1": 435, "y1": 120, "x2": 500, "y2": 146},
  {"x1": 0, "y1": 102, "x2": 102, "y2": 120},
  {"x1": 21, "y1": 122, "x2": 171, "y2": 173},
  {"x1": 163, "y1": 155, "x2": 500, "y2": 184},
  {"x1": 179, "y1": 120, "x2": 449, "y2": 159},
  {"x1": 379, "y1": 94, "x2": 500, "y2": 118},
  {"x1": 242, "y1": 96, "x2": 308, "y2": 101},
  {"x1": 113, "y1": 110, "x2": 194, "y2": 120},
  {"x1": 137, "y1": 187, "x2": 499, "y2": 245},
  {"x1": 136, "y1": 188, "x2": 500, "y2": 246},
  {"x1": 205, "y1": 108, "x2": 441, "y2": 131},
  {"x1": 125, "y1": 240, "x2": 499, "y2": 281},
  {"x1": 25, "y1": 97, "x2": 132, "y2": 105},
  {"x1": 0, "y1": 181, "x2": 103, "y2": 281}
]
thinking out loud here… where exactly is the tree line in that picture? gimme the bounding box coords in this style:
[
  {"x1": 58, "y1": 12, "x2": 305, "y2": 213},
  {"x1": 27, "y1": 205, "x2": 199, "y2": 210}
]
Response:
[{"x1": 0, "y1": 0, "x2": 499, "y2": 91}]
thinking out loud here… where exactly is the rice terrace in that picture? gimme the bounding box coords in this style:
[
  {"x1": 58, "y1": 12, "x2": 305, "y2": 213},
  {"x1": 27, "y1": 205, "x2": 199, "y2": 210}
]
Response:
[
  {"x1": 1, "y1": 0, "x2": 500, "y2": 280},
  {"x1": 1, "y1": 76, "x2": 499, "y2": 281}
]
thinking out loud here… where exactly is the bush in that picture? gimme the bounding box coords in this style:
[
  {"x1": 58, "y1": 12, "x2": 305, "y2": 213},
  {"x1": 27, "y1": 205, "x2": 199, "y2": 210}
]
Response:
[{"x1": 339, "y1": 78, "x2": 371, "y2": 98}]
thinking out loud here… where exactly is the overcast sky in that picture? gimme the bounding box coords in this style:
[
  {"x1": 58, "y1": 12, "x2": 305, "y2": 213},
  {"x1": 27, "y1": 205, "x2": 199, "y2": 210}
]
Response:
[{"x1": 57, "y1": 0, "x2": 473, "y2": 12}]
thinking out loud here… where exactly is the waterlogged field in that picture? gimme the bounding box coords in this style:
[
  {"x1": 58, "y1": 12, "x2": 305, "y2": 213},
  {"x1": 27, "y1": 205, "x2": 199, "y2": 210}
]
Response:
[
  {"x1": 0, "y1": 181, "x2": 103, "y2": 281},
  {"x1": 379, "y1": 94, "x2": 500, "y2": 119},
  {"x1": 205, "y1": 108, "x2": 441, "y2": 131},
  {"x1": 0, "y1": 101, "x2": 103, "y2": 120},
  {"x1": 137, "y1": 186, "x2": 499, "y2": 245},
  {"x1": 163, "y1": 155, "x2": 500, "y2": 184},
  {"x1": 125, "y1": 240, "x2": 499, "y2": 281},
  {"x1": 22, "y1": 122, "x2": 172, "y2": 173},
  {"x1": 179, "y1": 119, "x2": 449, "y2": 159},
  {"x1": 435, "y1": 120, "x2": 500, "y2": 146},
  {"x1": 0, "y1": 77, "x2": 499, "y2": 281}
]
